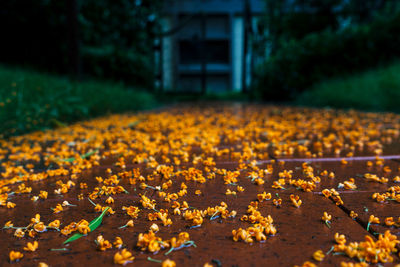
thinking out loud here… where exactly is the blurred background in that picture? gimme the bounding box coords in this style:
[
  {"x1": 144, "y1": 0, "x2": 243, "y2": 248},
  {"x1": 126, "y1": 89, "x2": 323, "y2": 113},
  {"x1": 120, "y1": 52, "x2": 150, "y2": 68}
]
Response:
[{"x1": 1, "y1": 0, "x2": 400, "y2": 137}]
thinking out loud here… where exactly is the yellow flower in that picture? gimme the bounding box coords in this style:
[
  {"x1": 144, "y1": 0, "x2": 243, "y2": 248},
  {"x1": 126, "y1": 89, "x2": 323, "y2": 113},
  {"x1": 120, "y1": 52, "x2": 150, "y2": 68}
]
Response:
[
  {"x1": 225, "y1": 189, "x2": 237, "y2": 196},
  {"x1": 28, "y1": 230, "x2": 37, "y2": 238},
  {"x1": 385, "y1": 217, "x2": 395, "y2": 226},
  {"x1": 195, "y1": 190, "x2": 201, "y2": 195},
  {"x1": 126, "y1": 220, "x2": 134, "y2": 227},
  {"x1": 340, "y1": 262, "x2": 369, "y2": 267},
  {"x1": 257, "y1": 192, "x2": 271, "y2": 202},
  {"x1": 313, "y1": 250, "x2": 325, "y2": 261},
  {"x1": 122, "y1": 206, "x2": 140, "y2": 218},
  {"x1": 369, "y1": 215, "x2": 380, "y2": 224},
  {"x1": 39, "y1": 190, "x2": 48, "y2": 199},
  {"x1": 237, "y1": 186, "x2": 245, "y2": 192},
  {"x1": 48, "y1": 220, "x2": 61, "y2": 228},
  {"x1": 290, "y1": 194, "x2": 302, "y2": 208},
  {"x1": 38, "y1": 263, "x2": 49, "y2": 267},
  {"x1": 4, "y1": 220, "x2": 13, "y2": 228},
  {"x1": 150, "y1": 223, "x2": 159, "y2": 232},
  {"x1": 77, "y1": 220, "x2": 90, "y2": 235},
  {"x1": 9, "y1": 251, "x2": 23, "y2": 262},
  {"x1": 272, "y1": 198, "x2": 282, "y2": 207},
  {"x1": 322, "y1": 212, "x2": 332, "y2": 222},
  {"x1": 14, "y1": 228, "x2": 25, "y2": 238},
  {"x1": 162, "y1": 259, "x2": 176, "y2": 267},
  {"x1": 53, "y1": 203, "x2": 63, "y2": 213},
  {"x1": 24, "y1": 241, "x2": 39, "y2": 252},
  {"x1": 31, "y1": 214, "x2": 41, "y2": 224},
  {"x1": 7, "y1": 202, "x2": 16, "y2": 208},
  {"x1": 114, "y1": 249, "x2": 134, "y2": 265},
  {"x1": 96, "y1": 235, "x2": 112, "y2": 251},
  {"x1": 312, "y1": 250, "x2": 325, "y2": 261},
  {"x1": 294, "y1": 261, "x2": 317, "y2": 267},
  {"x1": 34, "y1": 222, "x2": 46, "y2": 232},
  {"x1": 114, "y1": 237, "x2": 123, "y2": 249},
  {"x1": 106, "y1": 196, "x2": 114, "y2": 204},
  {"x1": 350, "y1": 211, "x2": 358, "y2": 219},
  {"x1": 334, "y1": 233, "x2": 346, "y2": 244}
]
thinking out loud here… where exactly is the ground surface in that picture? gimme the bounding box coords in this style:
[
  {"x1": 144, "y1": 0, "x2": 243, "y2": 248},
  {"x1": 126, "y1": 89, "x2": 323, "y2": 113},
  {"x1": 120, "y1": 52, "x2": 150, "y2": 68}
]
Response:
[{"x1": 1, "y1": 104, "x2": 400, "y2": 266}]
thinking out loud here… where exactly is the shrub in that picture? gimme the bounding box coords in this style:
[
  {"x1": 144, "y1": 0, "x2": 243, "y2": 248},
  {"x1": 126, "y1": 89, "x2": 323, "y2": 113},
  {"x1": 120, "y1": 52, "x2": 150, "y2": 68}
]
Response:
[
  {"x1": 254, "y1": 11, "x2": 400, "y2": 101},
  {"x1": 296, "y1": 62, "x2": 400, "y2": 112},
  {"x1": 0, "y1": 65, "x2": 157, "y2": 137}
]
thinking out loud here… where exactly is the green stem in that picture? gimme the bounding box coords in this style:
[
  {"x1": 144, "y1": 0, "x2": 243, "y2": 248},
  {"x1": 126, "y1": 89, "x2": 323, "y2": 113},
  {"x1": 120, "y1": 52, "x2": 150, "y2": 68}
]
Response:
[
  {"x1": 210, "y1": 210, "x2": 219, "y2": 220},
  {"x1": 165, "y1": 241, "x2": 196, "y2": 256},
  {"x1": 326, "y1": 246, "x2": 335, "y2": 255},
  {"x1": 164, "y1": 246, "x2": 175, "y2": 256},
  {"x1": 325, "y1": 221, "x2": 331, "y2": 228},
  {"x1": 147, "y1": 257, "x2": 162, "y2": 263},
  {"x1": 367, "y1": 222, "x2": 371, "y2": 232},
  {"x1": 88, "y1": 198, "x2": 97, "y2": 207},
  {"x1": 50, "y1": 248, "x2": 69, "y2": 251}
]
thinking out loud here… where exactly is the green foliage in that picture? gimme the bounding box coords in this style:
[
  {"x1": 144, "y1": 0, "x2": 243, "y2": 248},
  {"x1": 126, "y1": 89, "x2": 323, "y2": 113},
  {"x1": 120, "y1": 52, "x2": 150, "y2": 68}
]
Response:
[
  {"x1": 80, "y1": 0, "x2": 160, "y2": 88},
  {"x1": 0, "y1": 0, "x2": 161, "y2": 88},
  {"x1": 64, "y1": 207, "x2": 110, "y2": 244},
  {"x1": 0, "y1": 65, "x2": 157, "y2": 137},
  {"x1": 296, "y1": 62, "x2": 400, "y2": 112},
  {"x1": 254, "y1": 10, "x2": 400, "y2": 100}
]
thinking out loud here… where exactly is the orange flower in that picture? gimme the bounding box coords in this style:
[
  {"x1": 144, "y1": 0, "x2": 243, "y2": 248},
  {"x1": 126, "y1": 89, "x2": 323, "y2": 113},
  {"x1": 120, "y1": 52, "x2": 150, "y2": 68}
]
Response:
[
  {"x1": 350, "y1": 211, "x2": 358, "y2": 219},
  {"x1": 385, "y1": 217, "x2": 395, "y2": 226},
  {"x1": 53, "y1": 203, "x2": 63, "y2": 213},
  {"x1": 4, "y1": 221, "x2": 13, "y2": 228},
  {"x1": 48, "y1": 220, "x2": 61, "y2": 229},
  {"x1": 24, "y1": 241, "x2": 39, "y2": 252},
  {"x1": 9, "y1": 251, "x2": 23, "y2": 262},
  {"x1": 312, "y1": 250, "x2": 325, "y2": 261},
  {"x1": 113, "y1": 237, "x2": 123, "y2": 249},
  {"x1": 7, "y1": 202, "x2": 16, "y2": 208},
  {"x1": 96, "y1": 235, "x2": 112, "y2": 251},
  {"x1": 273, "y1": 198, "x2": 282, "y2": 207},
  {"x1": 334, "y1": 233, "x2": 346, "y2": 244},
  {"x1": 162, "y1": 259, "x2": 176, "y2": 267},
  {"x1": 106, "y1": 196, "x2": 114, "y2": 204},
  {"x1": 39, "y1": 190, "x2": 48, "y2": 199},
  {"x1": 14, "y1": 228, "x2": 25, "y2": 238},
  {"x1": 257, "y1": 192, "x2": 271, "y2": 202},
  {"x1": 368, "y1": 215, "x2": 380, "y2": 224},
  {"x1": 290, "y1": 194, "x2": 302, "y2": 208},
  {"x1": 77, "y1": 220, "x2": 90, "y2": 235},
  {"x1": 114, "y1": 249, "x2": 134, "y2": 265}
]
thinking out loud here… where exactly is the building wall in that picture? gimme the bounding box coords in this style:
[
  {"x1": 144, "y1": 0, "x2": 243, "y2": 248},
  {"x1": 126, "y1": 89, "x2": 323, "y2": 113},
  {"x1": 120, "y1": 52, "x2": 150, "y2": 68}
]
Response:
[{"x1": 160, "y1": 0, "x2": 264, "y2": 92}]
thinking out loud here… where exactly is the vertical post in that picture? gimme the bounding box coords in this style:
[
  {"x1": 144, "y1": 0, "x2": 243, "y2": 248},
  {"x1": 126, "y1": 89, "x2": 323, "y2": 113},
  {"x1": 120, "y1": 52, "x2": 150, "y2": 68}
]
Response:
[
  {"x1": 159, "y1": 36, "x2": 164, "y2": 92},
  {"x1": 67, "y1": 0, "x2": 81, "y2": 80},
  {"x1": 200, "y1": 12, "x2": 207, "y2": 94},
  {"x1": 242, "y1": 0, "x2": 251, "y2": 93}
]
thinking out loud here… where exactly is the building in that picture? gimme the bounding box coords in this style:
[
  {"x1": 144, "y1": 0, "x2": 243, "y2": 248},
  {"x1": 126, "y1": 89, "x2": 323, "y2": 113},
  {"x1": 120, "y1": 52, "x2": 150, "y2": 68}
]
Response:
[{"x1": 156, "y1": 0, "x2": 265, "y2": 93}]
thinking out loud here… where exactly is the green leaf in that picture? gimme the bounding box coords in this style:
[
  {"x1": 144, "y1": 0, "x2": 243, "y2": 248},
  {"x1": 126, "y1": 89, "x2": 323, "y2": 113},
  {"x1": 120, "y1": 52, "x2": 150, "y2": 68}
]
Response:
[
  {"x1": 63, "y1": 207, "x2": 110, "y2": 245},
  {"x1": 81, "y1": 148, "x2": 99, "y2": 159},
  {"x1": 58, "y1": 148, "x2": 99, "y2": 163},
  {"x1": 128, "y1": 120, "x2": 141, "y2": 128}
]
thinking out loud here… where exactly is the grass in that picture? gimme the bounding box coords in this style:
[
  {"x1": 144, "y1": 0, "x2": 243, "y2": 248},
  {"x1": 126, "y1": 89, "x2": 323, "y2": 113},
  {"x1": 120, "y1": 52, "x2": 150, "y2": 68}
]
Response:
[
  {"x1": 296, "y1": 61, "x2": 400, "y2": 113},
  {"x1": 0, "y1": 65, "x2": 157, "y2": 137}
]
